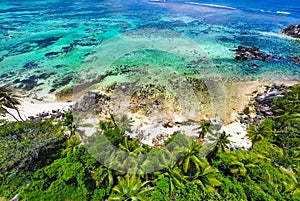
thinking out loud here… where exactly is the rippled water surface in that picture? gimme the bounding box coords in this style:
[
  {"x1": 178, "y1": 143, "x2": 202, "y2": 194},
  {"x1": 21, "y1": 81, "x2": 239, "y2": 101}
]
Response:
[{"x1": 0, "y1": 0, "x2": 299, "y2": 98}]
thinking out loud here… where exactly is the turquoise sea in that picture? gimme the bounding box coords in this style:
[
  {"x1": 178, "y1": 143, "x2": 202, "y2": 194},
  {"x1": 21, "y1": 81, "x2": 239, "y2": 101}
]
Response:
[{"x1": 0, "y1": 0, "x2": 299, "y2": 99}]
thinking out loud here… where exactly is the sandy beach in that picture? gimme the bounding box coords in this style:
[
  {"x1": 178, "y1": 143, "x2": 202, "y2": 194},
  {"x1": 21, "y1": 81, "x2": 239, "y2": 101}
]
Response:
[
  {"x1": 2, "y1": 80, "x2": 297, "y2": 149},
  {"x1": 2, "y1": 98, "x2": 72, "y2": 121}
]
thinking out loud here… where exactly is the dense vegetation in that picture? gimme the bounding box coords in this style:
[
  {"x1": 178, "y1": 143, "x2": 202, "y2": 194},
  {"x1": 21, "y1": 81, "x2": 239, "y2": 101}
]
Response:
[{"x1": 0, "y1": 84, "x2": 299, "y2": 200}]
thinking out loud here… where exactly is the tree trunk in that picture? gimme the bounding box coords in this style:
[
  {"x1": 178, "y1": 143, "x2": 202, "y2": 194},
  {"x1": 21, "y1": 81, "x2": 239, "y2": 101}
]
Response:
[
  {"x1": 6, "y1": 110, "x2": 19, "y2": 121},
  {"x1": 13, "y1": 105, "x2": 25, "y2": 121}
]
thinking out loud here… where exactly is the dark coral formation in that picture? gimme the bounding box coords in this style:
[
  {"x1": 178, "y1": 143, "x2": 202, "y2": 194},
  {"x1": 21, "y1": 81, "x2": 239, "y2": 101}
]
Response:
[
  {"x1": 23, "y1": 61, "x2": 39, "y2": 70},
  {"x1": 17, "y1": 72, "x2": 55, "y2": 90},
  {"x1": 234, "y1": 46, "x2": 273, "y2": 62},
  {"x1": 34, "y1": 36, "x2": 63, "y2": 48},
  {"x1": 49, "y1": 73, "x2": 74, "y2": 93}
]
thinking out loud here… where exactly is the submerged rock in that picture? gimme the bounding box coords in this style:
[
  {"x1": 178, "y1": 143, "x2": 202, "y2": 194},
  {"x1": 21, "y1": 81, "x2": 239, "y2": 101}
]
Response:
[
  {"x1": 44, "y1": 51, "x2": 61, "y2": 58},
  {"x1": 34, "y1": 36, "x2": 63, "y2": 48},
  {"x1": 23, "y1": 61, "x2": 39, "y2": 70},
  {"x1": 234, "y1": 46, "x2": 273, "y2": 62}
]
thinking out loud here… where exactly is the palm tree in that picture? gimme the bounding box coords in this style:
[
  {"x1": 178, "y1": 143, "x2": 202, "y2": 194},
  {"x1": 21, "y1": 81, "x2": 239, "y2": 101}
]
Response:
[
  {"x1": 194, "y1": 120, "x2": 213, "y2": 139},
  {"x1": 61, "y1": 133, "x2": 81, "y2": 156},
  {"x1": 109, "y1": 174, "x2": 153, "y2": 201},
  {"x1": 115, "y1": 114, "x2": 134, "y2": 133},
  {"x1": 207, "y1": 131, "x2": 230, "y2": 159},
  {"x1": 154, "y1": 163, "x2": 186, "y2": 194},
  {"x1": 246, "y1": 121, "x2": 273, "y2": 150},
  {"x1": 189, "y1": 158, "x2": 222, "y2": 195},
  {"x1": 246, "y1": 126, "x2": 264, "y2": 150},
  {"x1": 227, "y1": 158, "x2": 247, "y2": 179},
  {"x1": 178, "y1": 139, "x2": 203, "y2": 174},
  {"x1": 92, "y1": 165, "x2": 114, "y2": 189},
  {"x1": 0, "y1": 87, "x2": 24, "y2": 121},
  {"x1": 119, "y1": 137, "x2": 142, "y2": 154}
]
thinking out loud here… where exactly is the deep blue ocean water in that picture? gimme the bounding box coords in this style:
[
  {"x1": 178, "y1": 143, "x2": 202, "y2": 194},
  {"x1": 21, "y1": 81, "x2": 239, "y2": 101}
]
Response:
[
  {"x1": 0, "y1": 0, "x2": 299, "y2": 98},
  {"x1": 175, "y1": 0, "x2": 300, "y2": 18}
]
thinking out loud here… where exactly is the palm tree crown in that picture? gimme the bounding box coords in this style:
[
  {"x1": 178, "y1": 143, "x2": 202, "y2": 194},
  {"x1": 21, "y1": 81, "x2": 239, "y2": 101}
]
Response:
[
  {"x1": 109, "y1": 174, "x2": 153, "y2": 201},
  {"x1": 0, "y1": 87, "x2": 24, "y2": 121}
]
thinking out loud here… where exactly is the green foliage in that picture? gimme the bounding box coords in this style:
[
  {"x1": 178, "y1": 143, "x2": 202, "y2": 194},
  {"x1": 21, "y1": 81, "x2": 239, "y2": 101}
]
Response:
[
  {"x1": 151, "y1": 177, "x2": 170, "y2": 201},
  {"x1": 0, "y1": 84, "x2": 299, "y2": 200},
  {"x1": 217, "y1": 177, "x2": 247, "y2": 200},
  {"x1": 173, "y1": 182, "x2": 203, "y2": 201},
  {"x1": 0, "y1": 119, "x2": 66, "y2": 174},
  {"x1": 109, "y1": 174, "x2": 153, "y2": 201},
  {"x1": 21, "y1": 147, "x2": 96, "y2": 201},
  {"x1": 178, "y1": 139, "x2": 202, "y2": 174}
]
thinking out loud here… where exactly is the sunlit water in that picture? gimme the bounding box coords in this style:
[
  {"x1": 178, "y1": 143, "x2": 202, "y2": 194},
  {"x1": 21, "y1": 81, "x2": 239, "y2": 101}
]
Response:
[{"x1": 0, "y1": 0, "x2": 299, "y2": 99}]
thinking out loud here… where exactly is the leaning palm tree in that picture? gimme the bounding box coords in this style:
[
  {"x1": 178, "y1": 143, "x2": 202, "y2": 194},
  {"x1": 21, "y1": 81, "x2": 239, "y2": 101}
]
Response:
[
  {"x1": 109, "y1": 174, "x2": 153, "y2": 201},
  {"x1": 194, "y1": 120, "x2": 213, "y2": 139},
  {"x1": 216, "y1": 131, "x2": 230, "y2": 152},
  {"x1": 0, "y1": 87, "x2": 24, "y2": 121}
]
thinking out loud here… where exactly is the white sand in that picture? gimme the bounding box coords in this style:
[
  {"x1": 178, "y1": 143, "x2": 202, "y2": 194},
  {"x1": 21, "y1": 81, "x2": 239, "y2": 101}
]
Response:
[
  {"x1": 221, "y1": 121, "x2": 252, "y2": 149},
  {"x1": 1, "y1": 97, "x2": 252, "y2": 149},
  {"x1": 1, "y1": 98, "x2": 72, "y2": 121}
]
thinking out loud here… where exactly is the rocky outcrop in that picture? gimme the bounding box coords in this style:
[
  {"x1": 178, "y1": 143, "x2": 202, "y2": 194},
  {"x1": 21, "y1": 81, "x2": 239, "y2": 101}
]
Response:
[
  {"x1": 233, "y1": 45, "x2": 300, "y2": 67},
  {"x1": 282, "y1": 24, "x2": 300, "y2": 39},
  {"x1": 28, "y1": 108, "x2": 69, "y2": 121},
  {"x1": 73, "y1": 91, "x2": 111, "y2": 115},
  {"x1": 238, "y1": 83, "x2": 290, "y2": 127}
]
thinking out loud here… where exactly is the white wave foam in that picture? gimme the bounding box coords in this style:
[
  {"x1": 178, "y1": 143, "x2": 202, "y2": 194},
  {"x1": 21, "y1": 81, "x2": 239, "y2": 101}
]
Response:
[
  {"x1": 276, "y1": 11, "x2": 291, "y2": 15},
  {"x1": 257, "y1": 31, "x2": 288, "y2": 39},
  {"x1": 185, "y1": 2, "x2": 236, "y2": 10},
  {"x1": 201, "y1": 3, "x2": 236, "y2": 10},
  {"x1": 185, "y1": 2, "x2": 199, "y2": 5},
  {"x1": 260, "y1": 9, "x2": 271, "y2": 13}
]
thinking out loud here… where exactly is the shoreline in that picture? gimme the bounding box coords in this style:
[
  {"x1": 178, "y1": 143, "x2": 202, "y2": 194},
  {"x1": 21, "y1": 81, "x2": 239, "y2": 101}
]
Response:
[
  {"x1": 2, "y1": 98, "x2": 72, "y2": 121},
  {"x1": 1, "y1": 79, "x2": 297, "y2": 149}
]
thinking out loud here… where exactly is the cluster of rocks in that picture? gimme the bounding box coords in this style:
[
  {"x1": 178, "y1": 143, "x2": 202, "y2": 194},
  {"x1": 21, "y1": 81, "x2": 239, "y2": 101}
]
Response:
[
  {"x1": 26, "y1": 91, "x2": 111, "y2": 121},
  {"x1": 234, "y1": 46, "x2": 273, "y2": 62},
  {"x1": 238, "y1": 83, "x2": 289, "y2": 127},
  {"x1": 282, "y1": 24, "x2": 300, "y2": 39},
  {"x1": 233, "y1": 45, "x2": 300, "y2": 68},
  {"x1": 73, "y1": 91, "x2": 111, "y2": 116},
  {"x1": 135, "y1": 99, "x2": 163, "y2": 115},
  {"x1": 28, "y1": 108, "x2": 69, "y2": 121}
]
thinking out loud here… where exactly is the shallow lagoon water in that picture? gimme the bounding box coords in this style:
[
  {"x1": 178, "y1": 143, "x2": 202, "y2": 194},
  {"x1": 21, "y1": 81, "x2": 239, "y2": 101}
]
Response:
[{"x1": 0, "y1": 0, "x2": 299, "y2": 99}]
